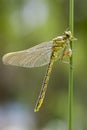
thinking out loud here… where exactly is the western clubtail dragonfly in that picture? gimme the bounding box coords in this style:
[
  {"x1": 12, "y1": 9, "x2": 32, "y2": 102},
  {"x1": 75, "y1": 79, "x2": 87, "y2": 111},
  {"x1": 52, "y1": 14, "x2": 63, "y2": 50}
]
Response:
[{"x1": 2, "y1": 31, "x2": 76, "y2": 112}]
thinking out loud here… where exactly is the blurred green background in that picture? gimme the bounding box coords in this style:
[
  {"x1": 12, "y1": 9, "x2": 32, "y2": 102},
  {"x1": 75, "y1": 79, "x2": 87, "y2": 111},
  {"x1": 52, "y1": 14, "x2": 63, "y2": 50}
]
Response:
[{"x1": 0, "y1": 0, "x2": 87, "y2": 130}]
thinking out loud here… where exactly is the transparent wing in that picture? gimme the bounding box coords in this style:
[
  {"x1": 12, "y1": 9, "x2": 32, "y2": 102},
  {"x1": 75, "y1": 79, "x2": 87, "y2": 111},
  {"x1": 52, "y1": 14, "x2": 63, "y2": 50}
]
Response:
[{"x1": 2, "y1": 41, "x2": 53, "y2": 68}]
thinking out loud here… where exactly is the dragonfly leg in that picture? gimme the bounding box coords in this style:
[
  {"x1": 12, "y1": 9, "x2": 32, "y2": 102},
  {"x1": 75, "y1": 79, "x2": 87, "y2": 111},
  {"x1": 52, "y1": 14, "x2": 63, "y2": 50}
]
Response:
[
  {"x1": 62, "y1": 60, "x2": 73, "y2": 69},
  {"x1": 58, "y1": 47, "x2": 72, "y2": 61},
  {"x1": 63, "y1": 47, "x2": 72, "y2": 57},
  {"x1": 62, "y1": 60, "x2": 69, "y2": 64}
]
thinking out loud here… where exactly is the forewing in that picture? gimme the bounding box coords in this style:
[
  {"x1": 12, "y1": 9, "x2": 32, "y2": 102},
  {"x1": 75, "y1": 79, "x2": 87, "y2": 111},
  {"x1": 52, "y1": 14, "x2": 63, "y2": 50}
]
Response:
[{"x1": 2, "y1": 41, "x2": 53, "y2": 68}]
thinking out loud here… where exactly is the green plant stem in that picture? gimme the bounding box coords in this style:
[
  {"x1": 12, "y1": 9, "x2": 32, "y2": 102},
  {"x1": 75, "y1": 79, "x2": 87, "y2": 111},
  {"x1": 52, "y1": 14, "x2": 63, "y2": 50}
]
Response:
[{"x1": 69, "y1": 0, "x2": 74, "y2": 130}]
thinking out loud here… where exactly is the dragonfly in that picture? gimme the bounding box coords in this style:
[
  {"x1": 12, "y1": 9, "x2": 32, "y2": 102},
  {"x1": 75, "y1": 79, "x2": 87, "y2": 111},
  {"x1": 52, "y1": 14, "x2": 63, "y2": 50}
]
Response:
[{"x1": 2, "y1": 31, "x2": 76, "y2": 112}]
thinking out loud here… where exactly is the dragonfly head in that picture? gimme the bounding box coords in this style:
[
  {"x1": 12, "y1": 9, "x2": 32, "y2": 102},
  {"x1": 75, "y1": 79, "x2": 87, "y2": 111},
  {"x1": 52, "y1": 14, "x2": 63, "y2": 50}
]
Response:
[
  {"x1": 65, "y1": 31, "x2": 71, "y2": 38},
  {"x1": 64, "y1": 31, "x2": 77, "y2": 41}
]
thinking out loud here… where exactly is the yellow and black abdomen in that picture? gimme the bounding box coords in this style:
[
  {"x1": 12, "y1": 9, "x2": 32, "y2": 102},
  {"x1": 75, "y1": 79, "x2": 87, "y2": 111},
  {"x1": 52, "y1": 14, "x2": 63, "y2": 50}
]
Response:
[{"x1": 34, "y1": 51, "x2": 57, "y2": 112}]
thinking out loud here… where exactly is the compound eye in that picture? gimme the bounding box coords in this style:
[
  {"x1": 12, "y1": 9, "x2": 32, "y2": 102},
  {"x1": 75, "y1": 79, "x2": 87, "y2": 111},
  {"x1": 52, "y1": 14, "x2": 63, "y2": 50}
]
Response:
[{"x1": 66, "y1": 33, "x2": 70, "y2": 37}]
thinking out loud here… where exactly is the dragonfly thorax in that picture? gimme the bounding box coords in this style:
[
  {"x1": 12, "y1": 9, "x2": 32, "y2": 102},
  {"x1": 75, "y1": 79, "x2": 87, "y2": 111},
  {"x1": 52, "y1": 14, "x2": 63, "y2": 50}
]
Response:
[
  {"x1": 52, "y1": 36, "x2": 66, "y2": 51},
  {"x1": 52, "y1": 31, "x2": 73, "y2": 51}
]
